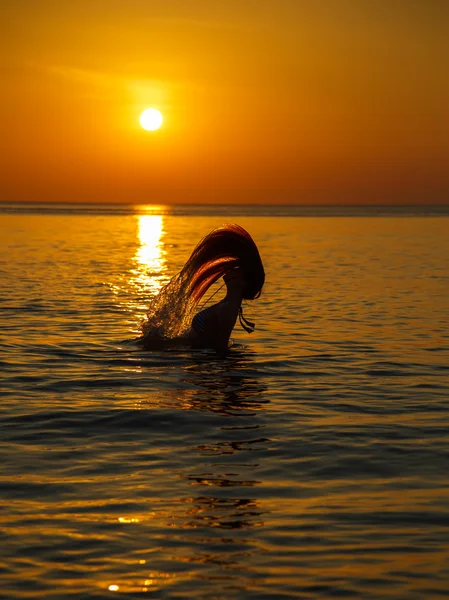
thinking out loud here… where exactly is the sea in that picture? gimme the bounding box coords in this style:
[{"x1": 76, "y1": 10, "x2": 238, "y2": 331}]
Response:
[{"x1": 1, "y1": 203, "x2": 448, "y2": 599}]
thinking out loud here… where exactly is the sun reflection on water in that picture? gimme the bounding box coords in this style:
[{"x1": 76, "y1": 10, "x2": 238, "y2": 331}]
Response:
[
  {"x1": 118, "y1": 516, "x2": 140, "y2": 523},
  {"x1": 128, "y1": 214, "x2": 167, "y2": 315}
]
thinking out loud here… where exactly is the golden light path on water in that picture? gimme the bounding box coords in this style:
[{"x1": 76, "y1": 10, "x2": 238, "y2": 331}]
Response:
[
  {"x1": 110, "y1": 211, "x2": 168, "y2": 333},
  {"x1": 132, "y1": 213, "x2": 166, "y2": 302}
]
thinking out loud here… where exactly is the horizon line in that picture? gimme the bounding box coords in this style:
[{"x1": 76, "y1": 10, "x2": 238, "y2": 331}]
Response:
[{"x1": 2, "y1": 200, "x2": 449, "y2": 208}]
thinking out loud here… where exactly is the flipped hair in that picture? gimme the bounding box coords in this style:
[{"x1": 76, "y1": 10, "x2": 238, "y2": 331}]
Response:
[
  {"x1": 141, "y1": 223, "x2": 264, "y2": 340},
  {"x1": 181, "y1": 223, "x2": 265, "y2": 304}
]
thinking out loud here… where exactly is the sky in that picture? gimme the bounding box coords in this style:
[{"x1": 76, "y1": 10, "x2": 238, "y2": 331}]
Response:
[{"x1": 1, "y1": 0, "x2": 448, "y2": 205}]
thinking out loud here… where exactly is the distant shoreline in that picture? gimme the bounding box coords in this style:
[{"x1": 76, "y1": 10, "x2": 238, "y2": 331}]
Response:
[{"x1": 1, "y1": 202, "x2": 448, "y2": 218}]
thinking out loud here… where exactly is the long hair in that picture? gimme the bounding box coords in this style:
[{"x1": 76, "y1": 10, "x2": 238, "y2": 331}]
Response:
[{"x1": 140, "y1": 224, "x2": 265, "y2": 340}]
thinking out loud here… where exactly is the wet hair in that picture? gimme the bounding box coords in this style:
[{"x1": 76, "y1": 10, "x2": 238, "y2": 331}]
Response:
[
  {"x1": 140, "y1": 224, "x2": 265, "y2": 340},
  {"x1": 181, "y1": 223, "x2": 265, "y2": 304}
]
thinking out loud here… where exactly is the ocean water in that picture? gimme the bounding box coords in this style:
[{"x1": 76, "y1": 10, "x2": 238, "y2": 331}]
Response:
[{"x1": 1, "y1": 203, "x2": 448, "y2": 600}]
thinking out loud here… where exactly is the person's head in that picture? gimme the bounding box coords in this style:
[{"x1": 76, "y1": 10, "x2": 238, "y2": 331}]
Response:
[
  {"x1": 182, "y1": 224, "x2": 265, "y2": 304},
  {"x1": 223, "y1": 267, "x2": 245, "y2": 293}
]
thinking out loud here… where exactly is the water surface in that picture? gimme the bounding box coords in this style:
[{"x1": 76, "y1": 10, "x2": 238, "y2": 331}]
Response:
[{"x1": 1, "y1": 204, "x2": 448, "y2": 599}]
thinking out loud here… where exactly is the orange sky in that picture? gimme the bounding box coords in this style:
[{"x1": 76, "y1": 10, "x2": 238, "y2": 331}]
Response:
[{"x1": 1, "y1": 0, "x2": 448, "y2": 204}]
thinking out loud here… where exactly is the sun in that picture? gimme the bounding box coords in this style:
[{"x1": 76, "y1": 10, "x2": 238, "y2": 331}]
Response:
[{"x1": 139, "y1": 108, "x2": 163, "y2": 131}]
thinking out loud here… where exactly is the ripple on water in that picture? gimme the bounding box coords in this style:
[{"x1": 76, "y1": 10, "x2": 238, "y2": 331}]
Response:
[{"x1": 1, "y1": 212, "x2": 449, "y2": 598}]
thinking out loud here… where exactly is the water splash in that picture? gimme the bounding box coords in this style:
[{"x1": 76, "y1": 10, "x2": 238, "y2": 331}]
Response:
[{"x1": 139, "y1": 272, "x2": 197, "y2": 343}]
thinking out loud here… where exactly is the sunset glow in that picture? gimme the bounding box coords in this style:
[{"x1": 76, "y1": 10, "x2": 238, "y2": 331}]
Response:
[{"x1": 1, "y1": 2, "x2": 448, "y2": 205}]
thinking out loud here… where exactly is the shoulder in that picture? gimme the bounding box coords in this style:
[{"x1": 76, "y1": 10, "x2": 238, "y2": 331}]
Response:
[{"x1": 198, "y1": 300, "x2": 240, "y2": 353}]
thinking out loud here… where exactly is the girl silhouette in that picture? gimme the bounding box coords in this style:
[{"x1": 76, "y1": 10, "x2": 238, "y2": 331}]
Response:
[{"x1": 139, "y1": 224, "x2": 265, "y2": 355}]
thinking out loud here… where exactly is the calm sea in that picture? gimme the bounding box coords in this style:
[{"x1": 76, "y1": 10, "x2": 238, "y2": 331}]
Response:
[{"x1": 1, "y1": 203, "x2": 448, "y2": 599}]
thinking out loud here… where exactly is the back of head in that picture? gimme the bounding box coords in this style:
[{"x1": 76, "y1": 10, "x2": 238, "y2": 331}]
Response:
[{"x1": 183, "y1": 223, "x2": 265, "y2": 302}]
